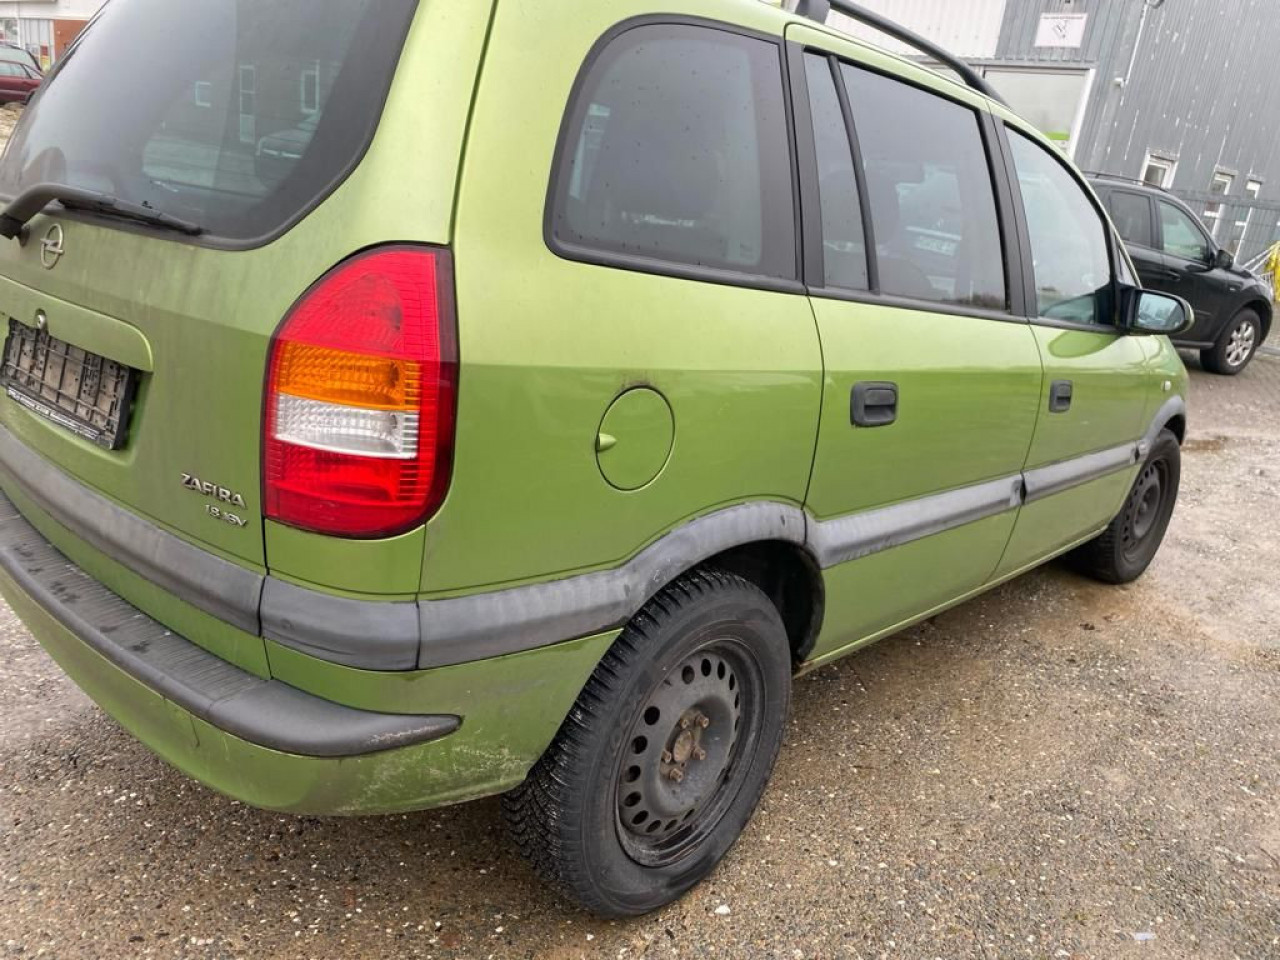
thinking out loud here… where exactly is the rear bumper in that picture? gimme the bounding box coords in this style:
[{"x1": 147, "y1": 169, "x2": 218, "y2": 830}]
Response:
[
  {"x1": 0, "y1": 487, "x2": 617, "y2": 814},
  {"x1": 0, "y1": 489, "x2": 458, "y2": 757}
]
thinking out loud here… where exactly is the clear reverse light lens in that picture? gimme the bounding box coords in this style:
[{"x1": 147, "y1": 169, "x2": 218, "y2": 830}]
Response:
[{"x1": 273, "y1": 393, "x2": 420, "y2": 459}]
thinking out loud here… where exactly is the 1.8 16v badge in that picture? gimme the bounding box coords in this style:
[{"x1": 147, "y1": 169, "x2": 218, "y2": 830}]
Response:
[{"x1": 181, "y1": 473, "x2": 249, "y2": 528}]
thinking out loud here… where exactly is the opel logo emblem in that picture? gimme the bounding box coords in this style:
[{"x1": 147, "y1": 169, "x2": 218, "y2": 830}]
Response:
[{"x1": 40, "y1": 224, "x2": 65, "y2": 270}]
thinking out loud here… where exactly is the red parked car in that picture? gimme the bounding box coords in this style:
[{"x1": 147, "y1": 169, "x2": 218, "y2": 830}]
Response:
[{"x1": 0, "y1": 56, "x2": 42, "y2": 105}]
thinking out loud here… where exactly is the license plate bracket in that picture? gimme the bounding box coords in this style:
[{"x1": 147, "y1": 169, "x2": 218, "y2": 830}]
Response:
[{"x1": 0, "y1": 318, "x2": 139, "y2": 450}]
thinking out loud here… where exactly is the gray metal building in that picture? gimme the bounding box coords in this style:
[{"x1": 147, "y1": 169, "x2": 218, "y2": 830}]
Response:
[{"x1": 809, "y1": 0, "x2": 1280, "y2": 263}]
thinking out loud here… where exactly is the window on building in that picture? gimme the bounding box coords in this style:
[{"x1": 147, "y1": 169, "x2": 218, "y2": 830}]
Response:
[
  {"x1": 1158, "y1": 200, "x2": 1212, "y2": 263},
  {"x1": 1226, "y1": 179, "x2": 1262, "y2": 256},
  {"x1": 841, "y1": 63, "x2": 1006, "y2": 309},
  {"x1": 1107, "y1": 191, "x2": 1153, "y2": 249},
  {"x1": 804, "y1": 54, "x2": 868, "y2": 291},
  {"x1": 193, "y1": 81, "x2": 212, "y2": 108},
  {"x1": 1141, "y1": 155, "x2": 1175, "y2": 188},
  {"x1": 1008, "y1": 128, "x2": 1113, "y2": 325},
  {"x1": 551, "y1": 24, "x2": 796, "y2": 281},
  {"x1": 1203, "y1": 172, "x2": 1234, "y2": 238}
]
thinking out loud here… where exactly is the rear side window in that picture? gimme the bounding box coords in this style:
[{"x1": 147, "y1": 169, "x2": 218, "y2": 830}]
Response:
[
  {"x1": 0, "y1": 0, "x2": 417, "y2": 243},
  {"x1": 803, "y1": 54, "x2": 868, "y2": 291},
  {"x1": 1007, "y1": 129, "x2": 1113, "y2": 326},
  {"x1": 550, "y1": 24, "x2": 796, "y2": 282},
  {"x1": 1108, "y1": 191, "x2": 1154, "y2": 248},
  {"x1": 840, "y1": 65, "x2": 1006, "y2": 310}
]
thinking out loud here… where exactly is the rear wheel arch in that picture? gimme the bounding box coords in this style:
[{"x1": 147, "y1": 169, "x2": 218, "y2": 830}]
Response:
[
  {"x1": 703, "y1": 540, "x2": 825, "y2": 666},
  {"x1": 1164, "y1": 414, "x2": 1186, "y2": 445}
]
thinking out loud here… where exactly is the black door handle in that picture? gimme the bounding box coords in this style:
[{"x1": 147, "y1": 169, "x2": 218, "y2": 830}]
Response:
[
  {"x1": 1049, "y1": 379, "x2": 1073, "y2": 413},
  {"x1": 851, "y1": 381, "x2": 898, "y2": 427}
]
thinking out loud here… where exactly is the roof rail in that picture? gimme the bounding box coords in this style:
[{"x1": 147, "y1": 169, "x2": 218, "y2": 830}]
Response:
[
  {"x1": 1083, "y1": 171, "x2": 1170, "y2": 193},
  {"x1": 793, "y1": 0, "x2": 1008, "y2": 106}
]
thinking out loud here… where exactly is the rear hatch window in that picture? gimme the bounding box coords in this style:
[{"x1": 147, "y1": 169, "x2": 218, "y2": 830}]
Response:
[{"x1": 0, "y1": 0, "x2": 417, "y2": 244}]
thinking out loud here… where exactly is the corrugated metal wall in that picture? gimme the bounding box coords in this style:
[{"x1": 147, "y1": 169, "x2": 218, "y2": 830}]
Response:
[
  {"x1": 997, "y1": 0, "x2": 1280, "y2": 260},
  {"x1": 792, "y1": 0, "x2": 1280, "y2": 259},
  {"x1": 826, "y1": 0, "x2": 1008, "y2": 58}
]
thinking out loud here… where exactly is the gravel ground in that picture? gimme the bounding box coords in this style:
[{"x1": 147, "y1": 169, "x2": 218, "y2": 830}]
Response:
[{"x1": 1, "y1": 272, "x2": 1279, "y2": 955}]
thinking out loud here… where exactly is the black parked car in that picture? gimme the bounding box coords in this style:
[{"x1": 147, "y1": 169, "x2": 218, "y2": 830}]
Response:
[{"x1": 1090, "y1": 175, "x2": 1272, "y2": 375}]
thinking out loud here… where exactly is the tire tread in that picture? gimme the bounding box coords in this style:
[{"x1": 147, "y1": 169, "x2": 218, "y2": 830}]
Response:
[{"x1": 502, "y1": 567, "x2": 763, "y2": 914}]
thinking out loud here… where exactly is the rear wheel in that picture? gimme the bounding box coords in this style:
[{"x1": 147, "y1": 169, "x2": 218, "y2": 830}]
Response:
[
  {"x1": 1201, "y1": 308, "x2": 1261, "y2": 375},
  {"x1": 1070, "y1": 429, "x2": 1181, "y2": 584},
  {"x1": 504, "y1": 568, "x2": 791, "y2": 917}
]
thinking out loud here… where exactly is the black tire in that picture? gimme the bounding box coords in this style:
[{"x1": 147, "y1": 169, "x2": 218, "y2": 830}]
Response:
[
  {"x1": 503, "y1": 568, "x2": 791, "y2": 917},
  {"x1": 1070, "y1": 429, "x2": 1181, "y2": 584},
  {"x1": 1201, "y1": 308, "x2": 1261, "y2": 375}
]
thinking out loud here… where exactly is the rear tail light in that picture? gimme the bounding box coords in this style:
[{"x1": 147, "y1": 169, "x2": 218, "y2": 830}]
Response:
[{"x1": 264, "y1": 246, "x2": 457, "y2": 538}]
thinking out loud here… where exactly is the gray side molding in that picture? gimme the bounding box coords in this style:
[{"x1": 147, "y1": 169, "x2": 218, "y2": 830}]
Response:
[
  {"x1": 0, "y1": 425, "x2": 263, "y2": 635},
  {"x1": 0, "y1": 491, "x2": 457, "y2": 757},
  {"x1": 807, "y1": 474, "x2": 1024, "y2": 568},
  {"x1": 416, "y1": 501, "x2": 808, "y2": 668},
  {"x1": 262, "y1": 577, "x2": 420, "y2": 671},
  {"x1": 1022, "y1": 443, "x2": 1137, "y2": 504}
]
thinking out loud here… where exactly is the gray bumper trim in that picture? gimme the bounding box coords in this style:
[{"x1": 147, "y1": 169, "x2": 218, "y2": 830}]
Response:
[
  {"x1": 0, "y1": 425, "x2": 263, "y2": 635},
  {"x1": 0, "y1": 490, "x2": 458, "y2": 757}
]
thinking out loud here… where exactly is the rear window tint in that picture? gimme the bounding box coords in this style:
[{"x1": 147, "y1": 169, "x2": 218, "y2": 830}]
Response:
[
  {"x1": 804, "y1": 53, "x2": 868, "y2": 291},
  {"x1": 841, "y1": 65, "x2": 1006, "y2": 311},
  {"x1": 1108, "y1": 191, "x2": 1153, "y2": 248},
  {"x1": 549, "y1": 24, "x2": 796, "y2": 283},
  {"x1": 0, "y1": 0, "x2": 417, "y2": 243}
]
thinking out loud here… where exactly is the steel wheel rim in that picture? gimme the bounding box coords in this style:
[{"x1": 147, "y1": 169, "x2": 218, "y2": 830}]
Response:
[
  {"x1": 1226, "y1": 320, "x2": 1256, "y2": 367},
  {"x1": 614, "y1": 637, "x2": 764, "y2": 868},
  {"x1": 1121, "y1": 458, "x2": 1169, "y2": 560}
]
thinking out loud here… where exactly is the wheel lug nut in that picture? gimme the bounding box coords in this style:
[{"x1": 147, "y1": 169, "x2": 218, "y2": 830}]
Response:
[
  {"x1": 698, "y1": 715, "x2": 710, "y2": 728},
  {"x1": 669, "y1": 768, "x2": 684, "y2": 783},
  {"x1": 693, "y1": 746, "x2": 706, "y2": 761},
  {"x1": 680, "y1": 718, "x2": 691, "y2": 730},
  {"x1": 661, "y1": 750, "x2": 672, "y2": 764}
]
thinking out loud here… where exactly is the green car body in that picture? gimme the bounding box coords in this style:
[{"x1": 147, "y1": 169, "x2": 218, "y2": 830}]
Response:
[{"x1": 0, "y1": 0, "x2": 1187, "y2": 834}]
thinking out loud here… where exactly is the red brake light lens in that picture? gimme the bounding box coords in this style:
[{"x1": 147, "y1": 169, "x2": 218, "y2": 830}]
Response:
[{"x1": 264, "y1": 247, "x2": 457, "y2": 538}]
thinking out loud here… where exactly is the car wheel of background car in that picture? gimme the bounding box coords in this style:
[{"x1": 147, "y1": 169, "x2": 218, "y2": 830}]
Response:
[
  {"x1": 1070, "y1": 429, "x2": 1181, "y2": 584},
  {"x1": 1201, "y1": 308, "x2": 1261, "y2": 375},
  {"x1": 503, "y1": 568, "x2": 791, "y2": 917}
]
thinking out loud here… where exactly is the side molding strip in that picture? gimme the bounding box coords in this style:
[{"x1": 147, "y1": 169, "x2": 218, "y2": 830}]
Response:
[
  {"x1": 1022, "y1": 442, "x2": 1138, "y2": 504},
  {"x1": 416, "y1": 502, "x2": 808, "y2": 669},
  {"x1": 807, "y1": 474, "x2": 1024, "y2": 568},
  {"x1": 0, "y1": 410, "x2": 1172, "y2": 673}
]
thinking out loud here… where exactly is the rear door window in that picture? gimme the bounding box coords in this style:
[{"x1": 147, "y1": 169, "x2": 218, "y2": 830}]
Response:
[
  {"x1": 0, "y1": 0, "x2": 418, "y2": 243},
  {"x1": 839, "y1": 65, "x2": 1006, "y2": 311},
  {"x1": 803, "y1": 53, "x2": 868, "y2": 291},
  {"x1": 1107, "y1": 191, "x2": 1154, "y2": 249},
  {"x1": 549, "y1": 24, "x2": 796, "y2": 283}
]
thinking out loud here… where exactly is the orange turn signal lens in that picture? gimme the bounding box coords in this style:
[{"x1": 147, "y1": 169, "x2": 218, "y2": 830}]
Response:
[{"x1": 272, "y1": 342, "x2": 422, "y2": 411}]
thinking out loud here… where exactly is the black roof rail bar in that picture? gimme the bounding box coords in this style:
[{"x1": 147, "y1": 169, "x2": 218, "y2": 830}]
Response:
[
  {"x1": 793, "y1": 0, "x2": 1009, "y2": 107},
  {"x1": 1082, "y1": 170, "x2": 1170, "y2": 193}
]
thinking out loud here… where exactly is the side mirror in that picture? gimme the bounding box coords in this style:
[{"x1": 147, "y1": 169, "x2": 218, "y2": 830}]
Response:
[
  {"x1": 1125, "y1": 288, "x2": 1193, "y2": 337},
  {"x1": 1212, "y1": 248, "x2": 1234, "y2": 270}
]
